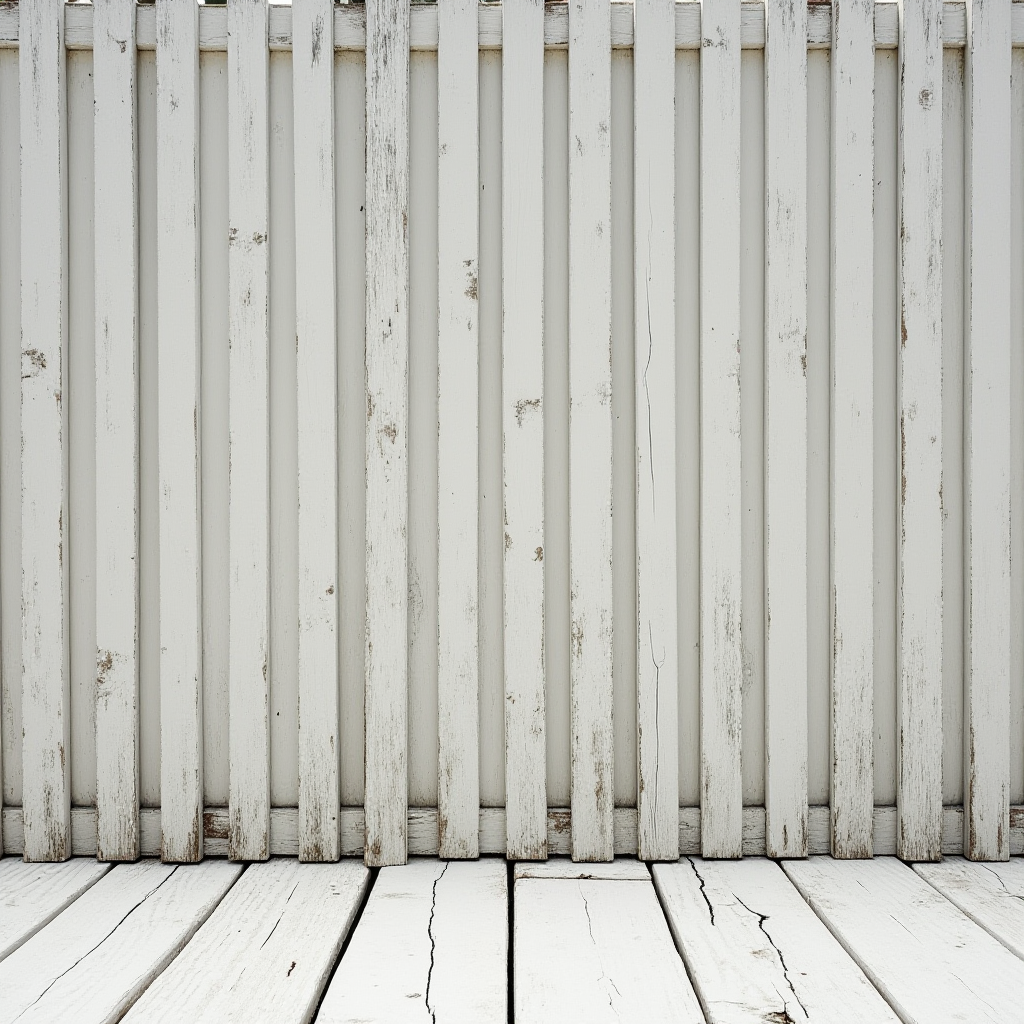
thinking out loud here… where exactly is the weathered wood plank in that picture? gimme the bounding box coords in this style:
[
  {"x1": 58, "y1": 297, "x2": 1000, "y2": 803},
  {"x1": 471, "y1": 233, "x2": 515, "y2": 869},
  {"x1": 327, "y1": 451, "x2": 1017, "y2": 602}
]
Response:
[
  {"x1": 896, "y1": 0, "x2": 943, "y2": 863},
  {"x1": 317, "y1": 859, "x2": 507, "y2": 1023},
  {"x1": 653, "y1": 858, "x2": 901, "y2": 1023},
  {"x1": 93, "y1": 0, "x2": 140, "y2": 865},
  {"x1": 437, "y1": 0, "x2": 481, "y2": 861},
  {"x1": 963, "y1": 0, "x2": 1011, "y2": 863},
  {"x1": 515, "y1": 874, "x2": 705, "y2": 1023},
  {"x1": 0, "y1": 861, "x2": 240, "y2": 1024},
  {"x1": 502, "y1": 0, "x2": 547, "y2": 861},
  {"x1": 20, "y1": 0, "x2": 70, "y2": 864},
  {"x1": 227, "y1": 0, "x2": 271, "y2": 862},
  {"x1": 568, "y1": 0, "x2": 614, "y2": 864},
  {"x1": 633, "y1": 0, "x2": 679, "y2": 864},
  {"x1": 156, "y1": 0, "x2": 204, "y2": 865},
  {"x1": 785, "y1": 858, "x2": 1024, "y2": 1023},
  {"x1": 123, "y1": 860, "x2": 369, "y2": 1024},
  {"x1": 916, "y1": 857, "x2": 1024, "y2": 961},
  {"x1": 294, "y1": 0, "x2": 340, "y2": 864},
  {"x1": 0, "y1": 859, "x2": 109, "y2": 963},
  {"x1": 829, "y1": 0, "x2": 875, "y2": 860},
  {"x1": 699, "y1": 0, "x2": 743, "y2": 860},
  {"x1": 364, "y1": 0, "x2": 410, "y2": 868},
  {"x1": 514, "y1": 858, "x2": 649, "y2": 881}
]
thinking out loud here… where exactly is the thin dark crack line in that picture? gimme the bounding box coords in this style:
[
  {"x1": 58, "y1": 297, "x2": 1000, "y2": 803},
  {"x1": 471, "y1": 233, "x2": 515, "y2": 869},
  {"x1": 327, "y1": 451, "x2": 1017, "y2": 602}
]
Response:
[
  {"x1": 649, "y1": 620, "x2": 665, "y2": 825},
  {"x1": 259, "y1": 880, "x2": 301, "y2": 950},
  {"x1": 11, "y1": 866, "x2": 180, "y2": 1023},
  {"x1": 733, "y1": 895, "x2": 809, "y2": 1021},
  {"x1": 688, "y1": 857, "x2": 715, "y2": 926},
  {"x1": 978, "y1": 862, "x2": 1024, "y2": 902},
  {"x1": 579, "y1": 884, "x2": 622, "y2": 1017},
  {"x1": 425, "y1": 861, "x2": 450, "y2": 1024}
]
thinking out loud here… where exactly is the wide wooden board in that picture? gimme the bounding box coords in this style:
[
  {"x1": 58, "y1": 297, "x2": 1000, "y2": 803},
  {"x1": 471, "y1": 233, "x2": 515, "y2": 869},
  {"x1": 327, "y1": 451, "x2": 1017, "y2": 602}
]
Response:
[
  {"x1": 514, "y1": 858, "x2": 649, "y2": 881},
  {"x1": 653, "y1": 858, "x2": 901, "y2": 1023},
  {"x1": 785, "y1": 856, "x2": 1024, "y2": 1022},
  {"x1": 317, "y1": 859, "x2": 507, "y2": 1023}
]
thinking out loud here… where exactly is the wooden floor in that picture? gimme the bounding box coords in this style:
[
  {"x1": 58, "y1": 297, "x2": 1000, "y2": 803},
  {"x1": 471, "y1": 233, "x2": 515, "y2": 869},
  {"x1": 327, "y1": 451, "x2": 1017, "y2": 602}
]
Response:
[{"x1": 1, "y1": 854, "x2": 1022, "y2": 1024}]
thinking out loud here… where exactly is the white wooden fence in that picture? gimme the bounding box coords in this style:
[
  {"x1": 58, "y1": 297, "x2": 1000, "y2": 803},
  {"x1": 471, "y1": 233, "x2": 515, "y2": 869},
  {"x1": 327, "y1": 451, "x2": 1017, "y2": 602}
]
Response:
[{"x1": 0, "y1": 0, "x2": 1023, "y2": 865}]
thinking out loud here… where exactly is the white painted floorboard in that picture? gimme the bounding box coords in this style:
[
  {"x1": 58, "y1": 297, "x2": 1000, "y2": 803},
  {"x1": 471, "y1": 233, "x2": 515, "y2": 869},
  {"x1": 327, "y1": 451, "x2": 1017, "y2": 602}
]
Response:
[
  {"x1": 0, "y1": 858, "x2": 109, "y2": 963},
  {"x1": 785, "y1": 857, "x2": 1024, "y2": 1023},
  {"x1": 514, "y1": 871, "x2": 705, "y2": 1024},
  {"x1": 653, "y1": 858, "x2": 901, "y2": 1024},
  {"x1": 916, "y1": 857, "x2": 1024, "y2": 961},
  {"x1": 318, "y1": 859, "x2": 506, "y2": 1023},
  {"x1": 0, "y1": 861, "x2": 240, "y2": 1024}
]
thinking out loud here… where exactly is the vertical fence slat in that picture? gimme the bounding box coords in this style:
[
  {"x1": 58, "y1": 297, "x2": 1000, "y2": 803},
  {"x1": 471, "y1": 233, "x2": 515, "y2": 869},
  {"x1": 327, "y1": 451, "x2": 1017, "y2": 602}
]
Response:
[
  {"x1": 20, "y1": 0, "x2": 70, "y2": 863},
  {"x1": 963, "y1": 0, "x2": 1011, "y2": 862},
  {"x1": 699, "y1": 0, "x2": 743, "y2": 859},
  {"x1": 94, "y1": 0, "x2": 140, "y2": 863},
  {"x1": 502, "y1": 0, "x2": 547, "y2": 861},
  {"x1": 228, "y1": 0, "x2": 271, "y2": 862},
  {"x1": 157, "y1": 0, "x2": 203, "y2": 864},
  {"x1": 365, "y1": 0, "x2": 410, "y2": 867},
  {"x1": 568, "y1": 0, "x2": 614, "y2": 863},
  {"x1": 633, "y1": 0, "x2": 678, "y2": 862},
  {"x1": 897, "y1": 0, "x2": 943, "y2": 863},
  {"x1": 437, "y1": 0, "x2": 480, "y2": 860},
  {"x1": 830, "y1": 0, "x2": 875, "y2": 860},
  {"x1": 294, "y1": 0, "x2": 340, "y2": 863},
  {"x1": 764, "y1": 0, "x2": 809, "y2": 860}
]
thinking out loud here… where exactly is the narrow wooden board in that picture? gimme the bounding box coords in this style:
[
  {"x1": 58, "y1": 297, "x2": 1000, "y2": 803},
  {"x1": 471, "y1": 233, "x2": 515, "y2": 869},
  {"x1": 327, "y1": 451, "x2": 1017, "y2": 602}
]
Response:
[
  {"x1": 502, "y1": 0, "x2": 547, "y2": 861},
  {"x1": 896, "y1": 0, "x2": 944, "y2": 863},
  {"x1": 294, "y1": 0, "x2": 341, "y2": 864},
  {"x1": 515, "y1": 875, "x2": 705, "y2": 1023},
  {"x1": 0, "y1": 861, "x2": 240, "y2": 1024},
  {"x1": 227, "y1": 0, "x2": 271, "y2": 862},
  {"x1": 0, "y1": 859, "x2": 109, "y2": 963},
  {"x1": 123, "y1": 860, "x2": 370, "y2": 1023},
  {"x1": 963, "y1": 0, "x2": 1011, "y2": 862},
  {"x1": 514, "y1": 858, "x2": 649, "y2": 881},
  {"x1": 633, "y1": 0, "x2": 679, "y2": 865},
  {"x1": 156, "y1": 0, "x2": 204, "y2": 864},
  {"x1": 317, "y1": 859, "x2": 507, "y2": 1023},
  {"x1": 20, "y1": 0, "x2": 71, "y2": 864},
  {"x1": 916, "y1": 857, "x2": 1024, "y2": 961},
  {"x1": 829, "y1": 0, "x2": 875, "y2": 860},
  {"x1": 785, "y1": 857, "x2": 1024, "y2": 1023},
  {"x1": 437, "y1": 0, "x2": 481, "y2": 860},
  {"x1": 93, "y1": 0, "x2": 140, "y2": 865},
  {"x1": 653, "y1": 859, "x2": 901, "y2": 1023},
  {"x1": 364, "y1": 0, "x2": 410, "y2": 868},
  {"x1": 699, "y1": 0, "x2": 743, "y2": 860}
]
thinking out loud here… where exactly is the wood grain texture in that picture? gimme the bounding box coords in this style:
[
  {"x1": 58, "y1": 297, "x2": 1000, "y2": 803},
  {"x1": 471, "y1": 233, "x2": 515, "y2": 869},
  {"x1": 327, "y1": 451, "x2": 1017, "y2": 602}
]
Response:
[
  {"x1": 317, "y1": 859, "x2": 507, "y2": 1023},
  {"x1": 568, "y1": 0, "x2": 614, "y2": 864},
  {"x1": 830, "y1": 0, "x2": 875, "y2": 860},
  {"x1": 20, "y1": 0, "x2": 71, "y2": 864},
  {"x1": 0, "y1": 859, "x2": 109, "y2": 963},
  {"x1": 0, "y1": 861, "x2": 240, "y2": 1024},
  {"x1": 514, "y1": 858, "x2": 650, "y2": 881},
  {"x1": 764, "y1": 0, "x2": 808, "y2": 860},
  {"x1": 633, "y1": 0, "x2": 678, "y2": 863},
  {"x1": 122, "y1": 860, "x2": 369, "y2": 1024},
  {"x1": 515, "y1": 875, "x2": 705, "y2": 1023},
  {"x1": 156, "y1": 0, "x2": 204, "y2": 864},
  {"x1": 654, "y1": 859, "x2": 902, "y2": 1023},
  {"x1": 896, "y1": 0, "x2": 943, "y2": 863},
  {"x1": 785, "y1": 857, "x2": 1024, "y2": 1023},
  {"x1": 93, "y1": 0, "x2": 140, "y2": 864},
  {"x1": 294, "y1": 0, "x2": 340, "y2": 864},
  {"x1": 699, "y1": 0, "x2": 743, "y2": 859},
  {"x1": 364, "y1": 0, "x2": 410, "y2": 868},
  {"x1": 227, "y1": 0, "x2": 271, "y2": 862},
  {"x1": 502, "y1": 0, "x2": 547, "y2": 861},
  {"x1": 437, "y1": 0, "x2": 480, "y2": 860},
  {"x1": 963, "y1": 0, "x2": 1011, "y2": 862}
]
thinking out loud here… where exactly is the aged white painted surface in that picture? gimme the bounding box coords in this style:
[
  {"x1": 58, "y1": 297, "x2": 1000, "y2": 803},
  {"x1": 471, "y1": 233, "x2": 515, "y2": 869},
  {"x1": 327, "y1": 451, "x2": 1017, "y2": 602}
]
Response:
[
  {"x1": 293, "y1": 0, "x2": 340, "y2": 864},
  {"x1": 502, "y1": 0, "x2": 547, "y2": 861},
  {"x1": 437, "y1": 0, "x2": 480, "y2": 860}
]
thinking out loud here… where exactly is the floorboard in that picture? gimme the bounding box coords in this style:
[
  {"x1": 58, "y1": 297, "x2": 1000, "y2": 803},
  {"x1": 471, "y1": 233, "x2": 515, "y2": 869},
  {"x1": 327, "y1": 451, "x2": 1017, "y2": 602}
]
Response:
[
  {"x1": 316, "y1": 858, "x2": 507, "y2": 1023},
  {"x1": 785, "y1": 856, "x2": 1024, "y2": 1023}
]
